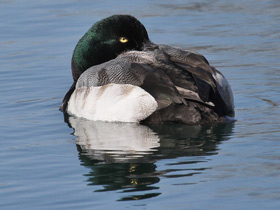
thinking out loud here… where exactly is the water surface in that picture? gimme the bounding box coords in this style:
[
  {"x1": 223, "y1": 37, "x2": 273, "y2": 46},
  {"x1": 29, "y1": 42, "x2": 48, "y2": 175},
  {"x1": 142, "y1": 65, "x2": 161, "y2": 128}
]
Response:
[{"x1": 1, "y1": 0, "x2": 280, "y2": 209}]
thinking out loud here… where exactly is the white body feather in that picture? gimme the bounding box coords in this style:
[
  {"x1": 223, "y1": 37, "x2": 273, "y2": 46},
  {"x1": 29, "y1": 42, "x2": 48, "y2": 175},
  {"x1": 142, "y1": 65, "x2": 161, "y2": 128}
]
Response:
[{"x1": 67, "y1": 83, "x2": 158, "y2": 123}]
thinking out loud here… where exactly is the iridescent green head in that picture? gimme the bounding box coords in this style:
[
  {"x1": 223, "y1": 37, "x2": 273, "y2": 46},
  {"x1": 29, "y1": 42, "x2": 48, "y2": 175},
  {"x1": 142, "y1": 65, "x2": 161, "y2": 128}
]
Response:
[{"x1": 71, "y1": 15, "x2": 150, "y2": 81}]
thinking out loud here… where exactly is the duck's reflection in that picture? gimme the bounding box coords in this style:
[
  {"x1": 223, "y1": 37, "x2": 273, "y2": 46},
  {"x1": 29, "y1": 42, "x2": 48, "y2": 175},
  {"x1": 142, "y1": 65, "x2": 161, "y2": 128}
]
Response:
[
  {"x1": 69, "y1": 117, "x2": 160, "y2": 163},
  {"x1": 67, "y1": 116, "x2": 234, "y2": 201}
]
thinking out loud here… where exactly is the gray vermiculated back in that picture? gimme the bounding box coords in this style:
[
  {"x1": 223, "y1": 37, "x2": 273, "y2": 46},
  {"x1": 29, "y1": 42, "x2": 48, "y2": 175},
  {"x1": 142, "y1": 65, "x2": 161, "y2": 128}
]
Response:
[{"x1": 76, "y1": 58, "x2": 143, "y2": 88}]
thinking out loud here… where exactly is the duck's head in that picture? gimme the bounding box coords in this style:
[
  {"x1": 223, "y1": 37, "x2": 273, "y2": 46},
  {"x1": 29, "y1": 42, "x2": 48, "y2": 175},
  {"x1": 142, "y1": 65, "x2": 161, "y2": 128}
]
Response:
[{"x1": 71, "y1": 14, "x2": 151, "y2": 81}]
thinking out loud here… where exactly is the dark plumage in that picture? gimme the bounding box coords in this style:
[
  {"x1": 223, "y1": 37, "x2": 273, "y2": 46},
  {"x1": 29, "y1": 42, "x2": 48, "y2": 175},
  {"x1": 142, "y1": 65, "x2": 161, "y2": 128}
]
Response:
[{"x1": 61, "y1": 15, "x2": 234, "y2": 124}]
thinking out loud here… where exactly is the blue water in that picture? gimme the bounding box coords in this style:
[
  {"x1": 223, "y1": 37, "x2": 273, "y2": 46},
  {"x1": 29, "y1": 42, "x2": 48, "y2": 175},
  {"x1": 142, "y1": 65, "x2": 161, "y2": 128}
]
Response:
[{"x1": 1, "y1": 0, "x2": 280, "y2": 209}]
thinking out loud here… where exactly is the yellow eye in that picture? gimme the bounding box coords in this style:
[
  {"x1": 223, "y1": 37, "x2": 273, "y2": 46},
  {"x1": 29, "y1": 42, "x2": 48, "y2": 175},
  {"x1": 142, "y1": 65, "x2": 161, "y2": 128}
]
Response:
[{"x1": 119, "y1": 37, "x2": 128, "y2": 43}]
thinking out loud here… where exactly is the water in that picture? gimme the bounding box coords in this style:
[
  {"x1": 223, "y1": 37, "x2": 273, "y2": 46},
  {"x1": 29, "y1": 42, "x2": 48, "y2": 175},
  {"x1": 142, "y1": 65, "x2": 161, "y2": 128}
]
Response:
[{"x1": 1, "y1": 0, "x2": 280, "y2": 209}]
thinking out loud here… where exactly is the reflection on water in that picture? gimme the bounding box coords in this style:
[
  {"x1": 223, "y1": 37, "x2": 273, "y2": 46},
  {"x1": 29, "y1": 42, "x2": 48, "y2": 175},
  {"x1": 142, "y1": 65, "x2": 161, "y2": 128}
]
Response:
[
  {"x1": 68, "y1": 117, "x2": 160, "y2": 162},
  {"x1": 67, "y1": 116, "x2": 234, "y2": 200}
]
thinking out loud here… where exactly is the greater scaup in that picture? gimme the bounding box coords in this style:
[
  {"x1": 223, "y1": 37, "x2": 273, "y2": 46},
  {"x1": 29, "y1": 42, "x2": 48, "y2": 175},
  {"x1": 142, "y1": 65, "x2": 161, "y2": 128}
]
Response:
[{"x1": 61, "y1": 15, "x2": 234, "y2": 124}]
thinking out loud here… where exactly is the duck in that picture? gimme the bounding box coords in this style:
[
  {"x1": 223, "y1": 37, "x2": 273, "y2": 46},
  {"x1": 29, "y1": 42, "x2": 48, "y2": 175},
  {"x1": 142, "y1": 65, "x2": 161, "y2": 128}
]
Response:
[{"x1": 61, "y1": 14, "x2": 234, "y2": 124}]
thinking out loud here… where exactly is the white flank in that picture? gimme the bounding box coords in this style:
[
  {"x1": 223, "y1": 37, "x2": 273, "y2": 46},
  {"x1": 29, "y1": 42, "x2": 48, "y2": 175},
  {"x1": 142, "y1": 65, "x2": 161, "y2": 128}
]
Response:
[{"x1": 67, "y1": 84, "x2": 158, "y2": 123}]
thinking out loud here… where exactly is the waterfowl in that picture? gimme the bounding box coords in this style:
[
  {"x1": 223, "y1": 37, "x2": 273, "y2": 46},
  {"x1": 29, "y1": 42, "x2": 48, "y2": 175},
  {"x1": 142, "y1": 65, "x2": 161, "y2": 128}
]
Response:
[{"x1": 61, "y1": 14, "x2": 234, "y2": 124}]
